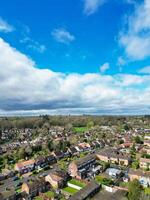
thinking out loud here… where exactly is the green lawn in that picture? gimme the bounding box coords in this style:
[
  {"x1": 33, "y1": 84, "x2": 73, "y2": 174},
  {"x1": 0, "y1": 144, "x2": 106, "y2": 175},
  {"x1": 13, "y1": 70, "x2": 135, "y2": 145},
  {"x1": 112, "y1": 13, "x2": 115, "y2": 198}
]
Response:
[
  {"x1": 34, "y1": 197, "x2": 43, "y2": 200},
  {"x1": 95, "y1": 175, "x2": 113, "y2": 186},
  {"x1": 34, "y1": 191, "x2": 54, "y2": 200},
  {"x1": 119, "y1": 182, "x2": 129, "y2": 188},
  {"x1": 68, "y1": 179, "x2": 86, "y2": 188},
  {"x1": 16, "y1": 188, "x2": 21, "y2": 193},
  {"x1": 63, "y1": 186, "x2": 78, "y2": 194},
  {"x1": 73, "y1": 127, "x2": 89, "y2": 133},
  {"x1": 58, "y1": 160, "x2": 67, "y2": 170},
  {"x1": 44, "y1": 191, "x2": 55, "y2": 198},
  {"x1": 145, "y1": 187, "x2": 150, "y2": 195}
]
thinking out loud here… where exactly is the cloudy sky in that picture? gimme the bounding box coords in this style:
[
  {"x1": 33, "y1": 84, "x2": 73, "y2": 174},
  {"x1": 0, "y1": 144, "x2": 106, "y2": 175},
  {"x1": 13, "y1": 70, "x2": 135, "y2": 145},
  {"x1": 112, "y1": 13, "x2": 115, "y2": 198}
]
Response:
[{"x1": 0, "y1": 0, "x2": 150, "y2": 116}]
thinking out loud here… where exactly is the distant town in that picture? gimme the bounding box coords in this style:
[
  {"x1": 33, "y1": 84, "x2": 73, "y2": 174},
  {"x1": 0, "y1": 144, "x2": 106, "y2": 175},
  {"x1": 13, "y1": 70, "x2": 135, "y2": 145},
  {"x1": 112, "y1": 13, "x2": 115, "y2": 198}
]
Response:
[{"x1": 0, "y1": 115, "x2": 150, "y2": 200}]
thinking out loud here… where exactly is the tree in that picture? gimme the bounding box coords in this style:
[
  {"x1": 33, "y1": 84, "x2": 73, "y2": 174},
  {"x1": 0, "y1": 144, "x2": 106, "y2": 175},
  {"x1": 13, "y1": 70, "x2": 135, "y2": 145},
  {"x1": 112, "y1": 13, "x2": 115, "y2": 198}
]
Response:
[
  {"x1": 32, "y1": 144, "x2": 42, "y2": 153},
  {"x1": 123, "y1": 124, "x2": 129, "y2": 131},
  {"x1": 128, "y1": 179, "x2": 142, "y2": 200},
  {"x1": 134, "y1": 136, "x2": 143, "y2": 144},
  {"x1": 48, "y1": 140, "x2": 54, "y2": 151},
  {"x1": 25, "y1": 146, "x2": 33, "y2": 157},
  {"x1": 118, "y1": 139, "x2": 124, "y2": 145},
  {"x1": 18, "y1": 148, "x2": 26, "y2": 160},
  {"x1": 87, "y1": 121, "x2": 94, "y2": 129},
  {"x1": 65, "y1": 123, "x2": 73, "y2": 130},
  {"x1": 58, "y1": 141, "x2": 66, "y2": 151},
  {"x1": 132, "y1": 160, "x2": 139, "y2": 169}
]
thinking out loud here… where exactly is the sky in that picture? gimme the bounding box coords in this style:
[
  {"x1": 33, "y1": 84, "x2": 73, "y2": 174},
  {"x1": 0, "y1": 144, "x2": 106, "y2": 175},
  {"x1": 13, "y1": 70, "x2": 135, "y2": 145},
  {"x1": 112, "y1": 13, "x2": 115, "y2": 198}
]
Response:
[{"x1": 0, "y1": 0, "x2": 150, "y2": 116}]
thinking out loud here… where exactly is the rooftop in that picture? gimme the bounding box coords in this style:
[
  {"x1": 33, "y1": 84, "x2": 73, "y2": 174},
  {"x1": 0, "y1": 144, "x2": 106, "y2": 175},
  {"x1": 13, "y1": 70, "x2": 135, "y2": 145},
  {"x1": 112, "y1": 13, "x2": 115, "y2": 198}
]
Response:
[
  {"x1": 128, "y1": 169, "x2": 150, "y2": 178},
  {"x1": 69, "y1": 180, "x2": 100, "y2": 200},
  {"x1": 73, "y1": 154, "x2": 96, "y2": 167}
]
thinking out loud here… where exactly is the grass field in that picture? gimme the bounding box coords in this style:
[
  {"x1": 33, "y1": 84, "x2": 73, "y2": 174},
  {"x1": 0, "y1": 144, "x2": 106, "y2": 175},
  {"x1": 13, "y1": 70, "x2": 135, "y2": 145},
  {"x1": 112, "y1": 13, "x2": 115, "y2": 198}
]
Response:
[
  {"x1": 44, "y1": 191, "x2": 55, "y2": 198},
  {"x1": 63, "y1": 186, "x2": 78, "y2": 194},
  {"x1": 145, "y1": 187, "x2": 150, "y2": 195},
  {"x1": 34, "y1": 197, "x2": 43, "y2": 200},
  {"x1": 68, "y1": 179, "x2": 86, "y2": 188},
  {"x1": 73, "y1": 127, "x2": 89, "y2": 133}
]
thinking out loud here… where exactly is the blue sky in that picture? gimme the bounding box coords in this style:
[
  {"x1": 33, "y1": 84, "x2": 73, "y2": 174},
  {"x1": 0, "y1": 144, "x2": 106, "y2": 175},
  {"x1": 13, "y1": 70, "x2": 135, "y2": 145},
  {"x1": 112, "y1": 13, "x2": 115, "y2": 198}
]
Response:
[{"x1": 0, "y1": 0, "x2": 150, "y2": 115}]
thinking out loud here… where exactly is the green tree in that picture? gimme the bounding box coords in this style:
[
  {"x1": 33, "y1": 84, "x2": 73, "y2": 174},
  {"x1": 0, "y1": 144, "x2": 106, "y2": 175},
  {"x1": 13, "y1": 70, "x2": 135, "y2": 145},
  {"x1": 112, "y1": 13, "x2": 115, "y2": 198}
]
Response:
[
  {"x1": 123, "y1": 124, "x2": 129, "y2": 131},
  {"x1": 131, "y1": 160, "x2": 139, "y2": 169},
  {"x1": 48, "y1": 140, "x2": 54, "y2": 151},
  {"x1": 118, "y1": 139, "x2": 124, "y2": 145},
  {"x1": 128, "y1": 179, "x2": 142, "y2": 200},
  {"x1": 87, "y1": 121, "x2": 94, "y2": 129},
  {"x1": 134, "y1": 136, "x2": 143, "y2": 144},
  {"x1": 25, "y1": 146, "x2": 33, "y2": 157},
  {"x1": 18, "y1": 147, "x2": 26, "y2": 160}
]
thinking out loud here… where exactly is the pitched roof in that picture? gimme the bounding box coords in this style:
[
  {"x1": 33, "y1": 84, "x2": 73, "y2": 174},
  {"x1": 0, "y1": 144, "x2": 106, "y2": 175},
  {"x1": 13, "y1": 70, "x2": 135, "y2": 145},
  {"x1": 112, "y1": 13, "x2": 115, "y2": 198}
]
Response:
[
  {"x1": 73, "y1": 154, "x2": 96, "y2": 167},
  {"x1": 140, "y1": 157, "x2": 150, "y2": 163},
  {"x1": 24, "y1": 178, "x2": 46, "y2": 191},
  {"x1": 47, "y1": 169, "x2": 68, "y2": 181},
  {"x1": 69, "y1": 180, "x2": 100, "y2": 200},
  {"x1": 128, "y1": 168, "x2": 150, "y2": 178},
  {"x1": 96, "y1": 148, "x2": 130, "y2": 160},
  {"x1": 48, "y1": 173, "x2": 63, "y2": 182},
  {"x1": 15, "y1": 159, "x2": 35, "y2": 168}
]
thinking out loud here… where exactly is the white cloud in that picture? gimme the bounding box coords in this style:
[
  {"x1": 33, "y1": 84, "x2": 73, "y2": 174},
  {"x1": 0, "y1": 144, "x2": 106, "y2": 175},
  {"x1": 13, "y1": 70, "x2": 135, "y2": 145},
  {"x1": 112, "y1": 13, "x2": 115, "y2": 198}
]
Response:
[
  {"x1": 51, "y1": 28, "x2": 75, "y2": 44},
  {"x1": 117, "y1": 57, "x2": 125, "y2": 66},
  {"x1": 83, "y1": 0, "x2": 106, "y2": 15},
  {"x1": 139, "y1": 66, "x2": 150, "y2": 74},
  {"x1": 0, "y1": 37, "x2": 150, "y2": 115},
  {"x1": 119, "y1": 0, "x2": 150, "y2": 60},
  {"x1": 117, "y1": 74, "x2": 145, "y2": 86},
  {"x1": 28, "y1": 44, "x2": 46, "y2": 53},
  {"x1": 100, "y1": 62, "x2": 110, "y2": 73},
  {"x1": 0, "y1": 17, "x2": 14, "y2": 33},
  {"x1": 20, "y1": 36, "x2": 46, "y2": 53}
]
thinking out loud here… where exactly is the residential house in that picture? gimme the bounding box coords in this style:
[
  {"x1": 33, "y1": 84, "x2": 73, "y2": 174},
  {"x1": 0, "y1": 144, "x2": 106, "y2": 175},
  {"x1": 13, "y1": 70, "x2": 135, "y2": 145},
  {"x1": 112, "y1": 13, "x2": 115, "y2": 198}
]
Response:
[
  {"x1": 68, "y1": 154, "x2": 96, "y2": 179},
  {"x1": 69, "y1": 180, "x2": 100, "y2": 200},
  {"x1": 21, "y1": 178, "x2": 50, "y2": 198},
  {"x1": 63, "y1": 148, "x2": 71, "y2": 158},
  {"x1": 91, "y1": 140, "x2": 104, "y2": 149},
  {"x1": 88, "y1": 165, "x2": 103, "y2": 178},
  {"x1": 45, "y1": 170, "x2": 69, "y2": 188},
  {"x1": 35, "y1": 157, "x2": 47, "y2": 169},
  {"x1": 2, "y1": 169, "x2": 14, "y2": 178},
  {"x1": 128, "y1": 169, "x2": 150, "y2": 187},
  {"x1": 74, "y1": 146, "x2": 84, "y2": 153},
  {"x1": 118, "y1": 155, "x2": 131, "y2": 166},
  {"x1": 14, "y1": 159, "x2": 35, "y2": 174},
  {"x1": 120, "y1": 142, "x2": 133, "y2": 148},
  {"x1": 52, "y1": 151, "x2": 64, "y2": 160},
  {"x1": 69, "y1": 147, "x2": 79, "y2": 156},
  {"x1": 144, "y1": 140, "x2": 150, "y2": 147},
  {"x1": 140, "y1": 158, "x2": 150, "y2": 170},
  {"x1": 96, "y1": 151, "x2": 109, "y2": 163},
  {"x1": 142, "y1": 147, "x2": 150, "y2": 155},
  {"x1": 96, "y1": 148, "x2": 130, "y2": 166},
  {"x1": 106, "y1": 168, "x2": 122, "y2": 179},
  {"x1": 0, "y1": 173, "x2": 5, "y2": 181},
  {"x1": 144, "y1": 135, "x2": 150, "y2": 140},
  {"x1": 46, "y1": 155, "x2": 56, "y2": 164},
  {"x1": 78, "y1": 143, "x2": 91, "y2": 152}
]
